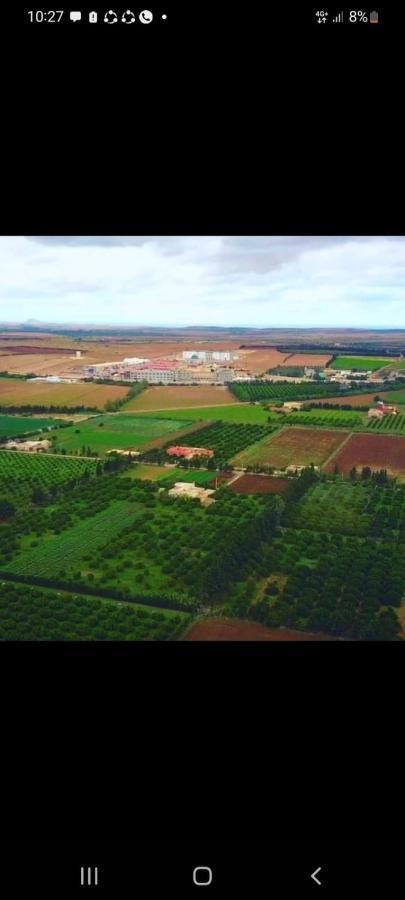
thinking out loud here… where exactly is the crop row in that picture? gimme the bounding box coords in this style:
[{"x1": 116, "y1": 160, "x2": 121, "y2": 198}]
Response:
[
  {"x1": 267, "y1": 411, "x2": 363, "y2": 429},
  {"x1": 2, "y1": 499, "x2": 144, "y2": 578},
  {"x1": 368, "y1": 413, "x2": 405, "y2": 433},
  {"x1": 164, "y1": 421, "x2": 275, "y2": 464}
]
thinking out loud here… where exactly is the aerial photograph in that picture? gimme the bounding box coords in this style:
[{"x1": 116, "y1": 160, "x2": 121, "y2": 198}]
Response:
[{"x1": 0, "y1": 235, "x2": 405, "y2": 641}]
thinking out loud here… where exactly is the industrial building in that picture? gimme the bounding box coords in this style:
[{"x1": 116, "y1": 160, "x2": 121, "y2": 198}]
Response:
[{"x1": 181, "y1": 350, "x2": 238, "y2": 362}]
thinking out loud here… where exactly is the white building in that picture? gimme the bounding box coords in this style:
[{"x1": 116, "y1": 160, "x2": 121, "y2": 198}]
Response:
[{"x1": 182, "y1": 350, "x2": 237, "y2": 362}]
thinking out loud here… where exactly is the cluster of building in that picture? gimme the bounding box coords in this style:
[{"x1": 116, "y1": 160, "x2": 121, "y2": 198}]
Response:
[
  {"x1": 166, "y1": 445, "x2": 214, "y2": 460},
  {"x1": 367, "y1": 400, "x2": 398, "y2": 419},
  {"x1": 168, "y1": 481, "x2": 215, "y2": 506},
  {"x1": 81, "y1": 348, "x2": 244, "y2": 385}
]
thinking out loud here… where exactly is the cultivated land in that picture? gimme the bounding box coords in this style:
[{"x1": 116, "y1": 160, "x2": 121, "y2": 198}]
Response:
[
  {"x1": 0, "y1": 413, "x2": 64, "y2": 439},
  {"x1": 330, "y1": 355, "x2": 399, "y2": 371},
  {"x1": 0, "y1": 581, "x2": 189, "y2": 641},
  {"x1": 0, "y1": 379, "x2": 129, "y2": 408},
  {"x1": 237, "y1": 348, "x2": 290, "y2": 373},
  {"x1": 125, "y1": 385, "x2": 237, "y2": 411},
  {"x1": 123, "y1": 463, "x2": 182, "y2": 481},
  {"x1": 134, "y1": 404, "x2": 272, "y2": 424},
  {"x1": 1, "y1": 328, "x2": 405, "y2": 642},
  {"x1": 310, "y1": 392, "x2": 384, "y2": 408},
  {"x1": 228, "y1": 474, "x2": 291, "y2": 494},
  {"x1": 183, "y1": 618, "x2": 332, "y2": 641},
  {"x1": 51, "y1": 414, "x2": 193, "y2": 456},
  {"x1": 231, "y1": 426, "x2": 348, "y2": 468},
  {"x1": 325, "y1": 432, "x2": 405, "y2": 478},
  {"x1": 280, "y1": 353, "x2": 333, "y2": 367}
]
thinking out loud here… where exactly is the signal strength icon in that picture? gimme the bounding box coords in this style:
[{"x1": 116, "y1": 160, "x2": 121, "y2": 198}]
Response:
[{"x1": 332, "y1": 11, "x2": 344, "y2": 23}]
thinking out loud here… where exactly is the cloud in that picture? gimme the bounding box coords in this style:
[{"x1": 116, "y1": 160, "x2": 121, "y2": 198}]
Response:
[{"x1": 0, "y1": 235, "x2": 404, "y2": 327}]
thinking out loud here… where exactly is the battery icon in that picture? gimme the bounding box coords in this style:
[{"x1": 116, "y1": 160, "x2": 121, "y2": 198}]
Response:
[
  {"x1": 89, "y1": 10, "x2": 98, "y2": 22},
  {"x1": 370, "y1": 10, "x2": 379, "y2": 24}
]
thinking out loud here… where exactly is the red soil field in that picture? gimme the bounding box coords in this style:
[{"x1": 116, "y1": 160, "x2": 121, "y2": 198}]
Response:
[
  {"x1": 184, "y1": 618, "x2": 334, "y2": 641},
  {"x1": 281, "y1": 353, "x2": 333, "y2": 367},
  {"x1": 228, "y1": 474, "x2": 290, "y2": 494},
  {"x1": 325, "y1": 432, "x2": 405, "y2": 477},
  {"x1": 208, "y1": 472, "x2": 234, "y2": 488}
]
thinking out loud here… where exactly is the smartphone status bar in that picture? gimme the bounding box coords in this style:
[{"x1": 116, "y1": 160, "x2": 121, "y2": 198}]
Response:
[{"x1": 24, "y1": 9, "x2": 168, "y2": 25}]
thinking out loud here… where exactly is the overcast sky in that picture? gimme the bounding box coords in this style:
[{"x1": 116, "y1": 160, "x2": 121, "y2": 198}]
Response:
[{"x1": 0, "y1": 235, "x2": 404, "y2": 328}]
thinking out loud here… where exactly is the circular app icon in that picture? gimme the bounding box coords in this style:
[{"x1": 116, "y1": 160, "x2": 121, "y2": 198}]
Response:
[
  {"x1": 104, "y1": 9, "x2": 118, "y2": 23},
  {"x1": 139, "y1": 9, "x2": 153, "y2": 24},
  {"x1": 122, "y1": 10, "x2": 136, "y2": 23}
]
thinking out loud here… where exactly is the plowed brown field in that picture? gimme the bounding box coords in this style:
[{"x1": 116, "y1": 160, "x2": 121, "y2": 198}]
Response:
[
  {"x1": 324, "y1": 432, "x2": 405, "y2": 477},
  {"x1": 125, "y1": 385, "x2": 237, "y2": 410},
  {"x1": 310, "y1": 392, "x2": 380, "y2": 408},
  {"x1": 184, "y1": 618, "x2": 334, "y2": 641},
  {"x1": 0, "y1": 379, "x2": 129, "y2": 408},
  {"x1": 238, "y1": 348, "x2": 290, "y2": 374},
  {"x1": 228, "y1": 474, "x2": 290, "y2": 493},
  {"x1": 233, "y1": 426, "x2": 347, "y2": 468},
  {"x1": 281, "y1": 353, "x2": 333, "y2": 367}
]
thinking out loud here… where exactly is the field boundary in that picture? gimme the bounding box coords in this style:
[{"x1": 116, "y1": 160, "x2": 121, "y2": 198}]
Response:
[
  {"x1": 321, "y1": 430, "x2": 354, "y2": 469},
  {"x1": 0, "y1": 570, "x2": 194, "y2": 613}
]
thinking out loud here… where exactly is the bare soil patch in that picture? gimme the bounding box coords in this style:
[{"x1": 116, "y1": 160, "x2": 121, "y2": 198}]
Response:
[
  {"x1": 324, "y1": 432, "x2": 405, "y2": 477},
  {"x1": 184, "y1": 618, "x2": 334, "y2": 641}
]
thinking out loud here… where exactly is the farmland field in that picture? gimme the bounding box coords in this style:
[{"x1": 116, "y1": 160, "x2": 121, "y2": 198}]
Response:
[
  {"x1": 267, "y1": 408, "x2": 364, "y2": 429},
  {"x1": 280, "y1": 353, "x2": 333, "y2": 367},
  {"x1": 125, "y1": 384, "x2": 238, "y2": 410},
  {"x1": 367, "y1": 412, "x2": 405, "y2": 434},
  {"x1": 124, "y1": 463, "x2": 181, "y2": 481},
  {"x1": 133, "y1": 404, "x2": 274, "y2": 425},
  {"x1": 0, "y1": 581, "x2": 188, "y2": 641},
  {"x1": 228, "y1": 474, "x2": 291, "y2": 494},
  {"x1": 310, "y1": 392, "x2": 386, "y2": 408},
  {"x1": 231, "y1": 427, "x2": 348, "y2": 468},
  {"x1": 51, "y1": 414, "x2": 194, "y2": 456},
  {"x1": 330, "y1": 355, "x2": 398, "y2": 371},
  {"x1": 229, "y1": 381, "x2": 353, "y2": 403},
  {"x1": 0, "y1": 450, "x2": 98, "y2": 504},
  {"x1": 382, "y1": 389, "x2": 405, "y2": 403},
  {"x1": 0, "y1": 379, "x2": 130, "y2": 409},
  {"x1": 237, "y1": 348, "x2": 290, "y2": 373},
  {"x1": 0, "y1": 413, "x2": 64, "y2": 440},
  {"x1": 324, "y1": 432, "x2": 405, "y2": 477},
  {"x1": 3, "y1": 500, "x2": 145, "y2": 578},
  {"x1": 183, "y1": 618, "x2": 331, "y2": 641},
  {"x1": 156, "y1": 420, "x2": 276, "y2": 466}
]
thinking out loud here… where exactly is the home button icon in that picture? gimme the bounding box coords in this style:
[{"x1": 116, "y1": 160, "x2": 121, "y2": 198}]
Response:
[{"x1": 193, "y1": 866, "x2": 213, "y2": 886}]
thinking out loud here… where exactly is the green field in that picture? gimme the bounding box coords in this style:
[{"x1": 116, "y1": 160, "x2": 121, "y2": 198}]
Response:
[
  {"x1": 0, "y1": 450, "x2": 98, "y2": 505},
  {"x1": 123, "y1": 463, "x2": 183, "y2": 481},
  {"x1": 382, "y1": 389, "x2": 405, "y2": 403},
  {"x1": 3, "y1": 499, "x2": 145, "y2": 578},
  {"x1": 267, "y1": 408, "x2": 364, "y2": 429},
  {"x1": 0, "y1": 580, "x2": 189, "y2": 641},
  {"x1": 135, "y1": 404, "x2": 272, "y2": 425},
  {"x1": 159, "y1": 469, "x2": 218, "y2": 488},
  {"x1": 0, "y1": 413, "x2": 64, "y2": 440},
  {"x1": 367, "y1": 412, "x2": 405, "y2": 434},
  {"x1": 229, "y1": 381, "x2": 346, "y2": 402},
  {"x1": 330, "y1": 356, "x2": 398, "y2": 371},
  {"x1": 50, "y1": 413, "x2": 194, "y2": 456}
]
